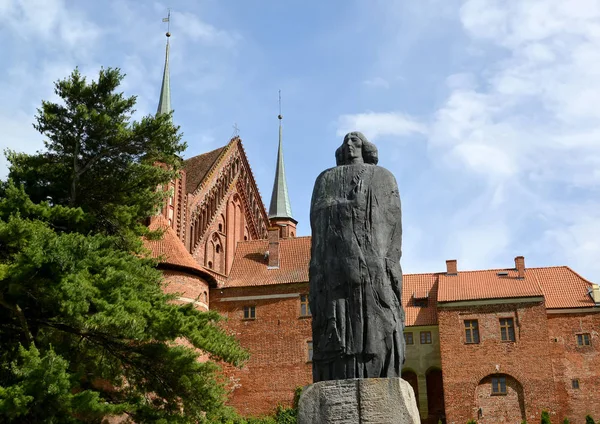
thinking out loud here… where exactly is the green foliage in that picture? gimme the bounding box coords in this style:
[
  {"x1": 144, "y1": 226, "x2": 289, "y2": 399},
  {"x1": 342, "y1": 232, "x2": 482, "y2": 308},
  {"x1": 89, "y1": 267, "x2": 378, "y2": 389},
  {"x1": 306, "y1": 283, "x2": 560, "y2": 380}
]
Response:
[
  {"x1": 467, "y1": 420, "x2": 477, "y2": 424},
  {"x1": 541, "y1": 410, "x2": 551, "y2": 424},
  {"x1": 562, "y1": 418, "x2": 570, "y2": 424},
  {"x1": 212, "y1": 387, "x2": 303, "y2": 424},
  {"x1": 521, "y1": 420, "x2": 527, "y2": 424},
  {"x1": 0, "y1": 68, "x2": 248, "y2": 423},
  {"x1": 585, "y1": 415, "x2": 595, "y2": 424},
  {"x1": 6, "y1": 67, "x2": 186, "y2": 249}
]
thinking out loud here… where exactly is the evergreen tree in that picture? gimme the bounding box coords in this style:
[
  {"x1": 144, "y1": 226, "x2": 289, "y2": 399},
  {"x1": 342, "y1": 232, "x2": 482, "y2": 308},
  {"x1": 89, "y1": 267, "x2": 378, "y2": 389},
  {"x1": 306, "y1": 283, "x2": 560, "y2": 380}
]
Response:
[
  {"x1": 7, "y1": 68, "x2": 183, "y2": 246},
  {"x1": 0, "y1": 69, "x2": 248, "y2": 423}
]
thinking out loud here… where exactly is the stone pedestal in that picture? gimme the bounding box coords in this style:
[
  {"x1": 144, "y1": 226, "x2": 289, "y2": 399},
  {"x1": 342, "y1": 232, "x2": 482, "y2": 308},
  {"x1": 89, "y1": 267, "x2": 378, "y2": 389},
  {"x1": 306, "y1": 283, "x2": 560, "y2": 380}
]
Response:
[{"x1": 297, "y1": 377, "x2": 421, "y2": 424}]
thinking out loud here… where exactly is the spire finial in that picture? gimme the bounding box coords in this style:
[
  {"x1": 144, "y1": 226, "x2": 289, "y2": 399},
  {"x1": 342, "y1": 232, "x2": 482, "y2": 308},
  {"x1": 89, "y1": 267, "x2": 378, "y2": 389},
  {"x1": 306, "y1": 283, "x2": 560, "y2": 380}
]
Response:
[
  {"x1": 163, "y1": 9, "x2": 171, "y2": 38},
  {"x1": 278, "y1": 89, "x2": 282, "y2": 121},
  {"x1": 269, "y1": 90, "x2": 295, "y2": 224},
  {"x1": 157, "y1": 10, "x2": 172, "y2": 118}
]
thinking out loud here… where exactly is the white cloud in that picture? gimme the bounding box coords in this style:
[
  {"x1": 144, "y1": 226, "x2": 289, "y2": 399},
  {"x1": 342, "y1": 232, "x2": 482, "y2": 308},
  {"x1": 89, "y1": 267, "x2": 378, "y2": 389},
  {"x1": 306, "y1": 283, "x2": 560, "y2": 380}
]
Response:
[
  {"x1": 336, "y1": 111, "x2": 427, "y2": 140},
  {"x1": 172, "y1": 11, "x2": 240, "y2": 48},
  {"x1": 0, "y1": 0, "x2": 100, "y2": 51},
  {"x1": 426, "y1": 0, "x2": 600, "y2": 278}
]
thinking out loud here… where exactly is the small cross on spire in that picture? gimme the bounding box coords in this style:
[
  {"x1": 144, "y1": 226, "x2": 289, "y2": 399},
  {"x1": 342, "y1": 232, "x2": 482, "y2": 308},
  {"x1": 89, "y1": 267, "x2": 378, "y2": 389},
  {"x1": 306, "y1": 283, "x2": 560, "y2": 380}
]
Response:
[
  {"x1": 162, "y1": 9, "x2": 171, "y2": 37},
  {"x1": 232, "y1": 123, "x2": 240, "y2": 138}
]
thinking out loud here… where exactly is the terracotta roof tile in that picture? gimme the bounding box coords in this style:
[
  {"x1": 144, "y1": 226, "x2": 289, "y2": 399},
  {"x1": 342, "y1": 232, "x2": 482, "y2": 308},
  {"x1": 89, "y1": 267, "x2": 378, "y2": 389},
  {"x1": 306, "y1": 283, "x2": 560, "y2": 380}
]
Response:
[
  {"x1": 183, "y1": 146, "x2": 226, "y2": 194},
  {"x1": 223, "y1": 236, "x2": 597, "y2": 320},
  {"x1": 225, "y1": 237, "x2": 311, "y2": 287},
  {"x1": 402, "y1": 273, "x2": 439, "y2": 327},
  {"x1": 224, "y1": 236, "x2": 440, "y2": 326},
  {"x1": 438, "y1": 268, "x2": 544, "y2": 303},
  {"x1": 143, "y1": 216, "x2": 204, "y2": 274},
  {"x1": 529, "y1": 266, "x2": 596, "y2": 309}
]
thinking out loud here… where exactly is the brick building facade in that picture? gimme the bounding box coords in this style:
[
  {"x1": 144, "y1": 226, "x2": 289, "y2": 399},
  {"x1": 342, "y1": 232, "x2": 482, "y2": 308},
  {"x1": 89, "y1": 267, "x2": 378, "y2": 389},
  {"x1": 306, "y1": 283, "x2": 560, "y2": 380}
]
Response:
[{"x1": 146, "y1": 37, "x2": 600, "y2": 423}]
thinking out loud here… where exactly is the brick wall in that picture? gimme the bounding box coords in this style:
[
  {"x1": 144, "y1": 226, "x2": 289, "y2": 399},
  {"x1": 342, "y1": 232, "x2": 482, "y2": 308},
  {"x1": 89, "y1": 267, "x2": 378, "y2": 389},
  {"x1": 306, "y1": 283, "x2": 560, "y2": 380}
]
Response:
[
  {"x1": 547, "y1": 312, "x2": 600, "y2": 423},
  {"x1": 438, "y1": 301, "x2": 557, "y2": 424},
  {"x1": 162, "y1": 269, "x2": 210, "y2": 311},
  {"x1": 211, "y1": 283, "x2": 312, "y2": 417}
]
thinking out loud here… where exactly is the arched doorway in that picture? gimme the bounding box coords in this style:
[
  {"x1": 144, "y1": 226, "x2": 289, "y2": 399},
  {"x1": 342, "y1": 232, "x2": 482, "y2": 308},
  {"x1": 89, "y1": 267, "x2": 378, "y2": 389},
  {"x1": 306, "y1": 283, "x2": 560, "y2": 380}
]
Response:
[
  {"x1": 401, "y1": 369, "x2": 419, "y2": 402},
  {"x1": 475, "y1": 373, "x2": 525, "y2": 423},
  {"x1": 426, "y1": 367, "x2": 446, "y2": 424}
]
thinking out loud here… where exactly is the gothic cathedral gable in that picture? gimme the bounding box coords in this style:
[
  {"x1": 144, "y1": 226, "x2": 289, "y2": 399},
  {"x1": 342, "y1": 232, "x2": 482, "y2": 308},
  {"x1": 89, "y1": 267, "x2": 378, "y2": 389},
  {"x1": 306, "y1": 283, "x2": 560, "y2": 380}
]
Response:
[{"x1": 183, "y1": 137, "x2": 269, "y2": 276}]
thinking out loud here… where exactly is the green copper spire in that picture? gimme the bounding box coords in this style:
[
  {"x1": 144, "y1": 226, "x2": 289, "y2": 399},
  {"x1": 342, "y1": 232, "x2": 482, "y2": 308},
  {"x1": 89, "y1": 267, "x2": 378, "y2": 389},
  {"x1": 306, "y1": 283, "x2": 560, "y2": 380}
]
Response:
[
  {"x1": 157, "y1": 15, "x2": 171, "y2": 118},
  {"x1": 268, "y1": 92, "x2": 294, "y2": 221}
]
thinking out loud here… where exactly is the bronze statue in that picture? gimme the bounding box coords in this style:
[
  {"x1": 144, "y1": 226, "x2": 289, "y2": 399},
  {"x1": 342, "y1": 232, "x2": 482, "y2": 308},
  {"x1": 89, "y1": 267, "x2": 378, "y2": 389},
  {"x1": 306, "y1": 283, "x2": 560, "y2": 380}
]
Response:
[{"x1": 309, "y1": 131, "x2": 404, "y2": 382}]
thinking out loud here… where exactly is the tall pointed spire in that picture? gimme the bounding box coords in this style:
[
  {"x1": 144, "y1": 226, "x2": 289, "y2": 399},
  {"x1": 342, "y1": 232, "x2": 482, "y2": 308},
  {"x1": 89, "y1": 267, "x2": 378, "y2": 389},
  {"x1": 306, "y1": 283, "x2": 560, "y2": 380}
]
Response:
[
  {"x1": 268, "y1": 91, "x2": 297, "y2": 238},
  {"x1": 157, "y1": 11, "x2": 171, "y2": 118}
]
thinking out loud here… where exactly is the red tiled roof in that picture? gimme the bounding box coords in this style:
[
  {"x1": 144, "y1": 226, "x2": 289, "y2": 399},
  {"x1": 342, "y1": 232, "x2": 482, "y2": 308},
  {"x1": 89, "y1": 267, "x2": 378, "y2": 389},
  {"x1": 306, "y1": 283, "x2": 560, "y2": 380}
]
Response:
[
  {"x1": 144, "y1": 216, "x2": 206, "y2": 275},
  {"x1": 224, "y1": 236, "x2": 597, "y2": 319},
  {"x1": 402, "y1": 274, "x2": 439, "y2": 326},
  {"x1": 225, "y1": 237, "x2": 311, "y2": 287},
  {"x1": 437, "y1": 268, "x2": 544, "y2": 303},
  {"x1": 225, "y1": 237, "x2": 440, "y2": 326},
  {"x1": 529, "y1": 266, "x2": 596, "y2": 309},
  {"x1": 183, "y1": 146, "x2": 226, "y2": 194}
]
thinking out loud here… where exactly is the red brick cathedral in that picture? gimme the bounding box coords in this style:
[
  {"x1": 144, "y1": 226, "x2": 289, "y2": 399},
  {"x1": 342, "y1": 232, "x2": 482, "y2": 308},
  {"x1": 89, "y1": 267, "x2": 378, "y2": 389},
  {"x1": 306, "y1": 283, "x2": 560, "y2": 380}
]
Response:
[{"x1": 145, "y1": 35, "x2": 600, "y2": 424}]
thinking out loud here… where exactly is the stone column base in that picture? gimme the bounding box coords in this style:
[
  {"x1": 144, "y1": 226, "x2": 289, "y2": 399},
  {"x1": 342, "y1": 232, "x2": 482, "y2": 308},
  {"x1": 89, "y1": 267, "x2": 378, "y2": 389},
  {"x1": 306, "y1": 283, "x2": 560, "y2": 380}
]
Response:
[{"x1": 297, "y1": 377, "x2": 421, "y2": 424}]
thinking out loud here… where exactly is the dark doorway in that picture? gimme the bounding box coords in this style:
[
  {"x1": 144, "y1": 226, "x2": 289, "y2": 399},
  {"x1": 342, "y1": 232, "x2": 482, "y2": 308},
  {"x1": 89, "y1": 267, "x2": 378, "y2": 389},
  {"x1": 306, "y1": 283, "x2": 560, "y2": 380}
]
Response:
[
  {"x1": 401, "y1": 370, "x2": 419, "y2": 403},
  {"x1": 426, "y1": 368, "x2": 446, "y2": 424}
]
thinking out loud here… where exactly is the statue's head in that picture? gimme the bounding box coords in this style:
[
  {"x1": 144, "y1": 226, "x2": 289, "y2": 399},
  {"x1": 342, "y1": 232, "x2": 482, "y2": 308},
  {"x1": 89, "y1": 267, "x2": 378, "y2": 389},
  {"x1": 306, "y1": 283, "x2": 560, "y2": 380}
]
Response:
[{"x1": 338, "y1": 132, "x2": 378, "y2": 166}]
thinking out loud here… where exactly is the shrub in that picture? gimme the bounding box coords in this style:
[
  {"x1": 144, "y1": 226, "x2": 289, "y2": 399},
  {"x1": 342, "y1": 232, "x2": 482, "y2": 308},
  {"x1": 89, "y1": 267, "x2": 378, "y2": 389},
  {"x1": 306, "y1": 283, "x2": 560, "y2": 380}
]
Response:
[
  {"x1": 562, "y1": 418, "x2": 570, "y2": 424},
  {"x1": 541, "y1": 411, "x2": 551, "y2": 424},
  {"x1": 585, "y1": 415, "x2": 595, "y2": 424},
  {"x1": 467, "y1": 420, "x2": 477, "y2": 424}
]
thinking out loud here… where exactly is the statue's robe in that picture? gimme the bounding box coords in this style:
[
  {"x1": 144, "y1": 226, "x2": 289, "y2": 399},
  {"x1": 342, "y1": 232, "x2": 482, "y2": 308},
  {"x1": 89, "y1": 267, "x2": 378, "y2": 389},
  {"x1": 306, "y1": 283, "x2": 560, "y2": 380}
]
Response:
[{"x1": 309, "y1": 163, "x2": 404, "y2": 382}]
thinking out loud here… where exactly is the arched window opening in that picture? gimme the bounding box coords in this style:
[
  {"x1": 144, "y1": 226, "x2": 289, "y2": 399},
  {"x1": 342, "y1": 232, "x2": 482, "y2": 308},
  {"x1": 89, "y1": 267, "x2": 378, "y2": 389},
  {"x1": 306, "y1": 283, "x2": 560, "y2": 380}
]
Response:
[
  {"x1": 218, "y1": 223, "x2": 223, "y2": 232},
  {"x1": 401, "y1": 370, "x2": 419, "y2": 401},
  {"x1": 475, "y1": 374, "x2": 524, "y2": 424},
  {"x1": 203, "y1": 291, "x2": 208, "y2": 302},
  {"x1": 216, "y1": 245, "x2": 221, "y2": 254},
  {"x1": 208, "y1": 261, "x2": 213, "y2": 268}
]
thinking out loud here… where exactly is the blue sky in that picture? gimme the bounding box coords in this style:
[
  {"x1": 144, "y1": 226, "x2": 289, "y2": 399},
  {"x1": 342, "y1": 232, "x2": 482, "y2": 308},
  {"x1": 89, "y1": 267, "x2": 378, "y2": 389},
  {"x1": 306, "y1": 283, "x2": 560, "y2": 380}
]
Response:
[{"x1": 2, "y1": 0, "x2": 600, "y2": 282}]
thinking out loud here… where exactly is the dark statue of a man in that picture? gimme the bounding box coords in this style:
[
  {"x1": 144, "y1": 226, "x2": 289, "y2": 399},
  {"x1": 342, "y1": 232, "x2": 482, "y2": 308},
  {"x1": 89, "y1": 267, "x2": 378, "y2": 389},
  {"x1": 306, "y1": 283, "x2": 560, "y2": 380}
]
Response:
[{"x1": 309, "y1": 131, "x2": 405, "y2": 382}]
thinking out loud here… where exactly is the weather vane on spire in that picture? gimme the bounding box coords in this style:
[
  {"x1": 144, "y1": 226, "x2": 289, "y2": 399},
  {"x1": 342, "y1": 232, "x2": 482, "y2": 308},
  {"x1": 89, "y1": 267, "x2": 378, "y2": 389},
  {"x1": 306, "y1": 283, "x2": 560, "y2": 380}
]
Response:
[
  {"x1": 278, "y1": 89, "x2": 283, "y2": 121},
  {"x1": 162, "y1": 9, "x2": 171, "y2": 37}
]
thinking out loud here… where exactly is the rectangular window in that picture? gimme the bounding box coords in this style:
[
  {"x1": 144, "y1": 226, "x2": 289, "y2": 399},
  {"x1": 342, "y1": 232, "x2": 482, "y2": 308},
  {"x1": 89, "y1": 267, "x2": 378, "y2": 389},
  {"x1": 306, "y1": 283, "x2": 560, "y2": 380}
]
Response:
[
  {"x1": 300, "y1": 294, "x2": 311, "y2": 317},
  {"x1": 577, "y1": 333, "x2": 591, "y2": 346},
  {"x1": 414, "y1": 299, "x2": 428, "y2": 307},
  {"x1": 492, "y1": 377, "x2": 507, "y2": 395},
  {"x1": 420, "y1": 331, "x2": 432, "y2": 344},
  {"x1": 404, "y1": 332, "x2": 414, "y2": 345},
  {"x1": 243, "y1": 305, "x2": 256, "y2": 319},
  {"x1": 464, "y1": 320, "x2": 480, "y2": 344},
  {"x1": 307, "y1": 341, "x2": 313, "y2": 362},
  {"x1": 500, "y1": 318, "x2": 516, "y2": 342},
  {"x1": 572, "y1": 379, "x2": 580, "y2": 389}
]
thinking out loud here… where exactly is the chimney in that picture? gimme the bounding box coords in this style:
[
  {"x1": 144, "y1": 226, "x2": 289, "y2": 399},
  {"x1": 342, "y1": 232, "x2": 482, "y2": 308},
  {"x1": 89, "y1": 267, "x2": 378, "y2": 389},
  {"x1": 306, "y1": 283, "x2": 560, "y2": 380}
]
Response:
[
  {"x1": 446, "y1": 259, "x2": 457, "y2": 275},
  {"x1": 515, "y1": 256, "x2": 525, "y2": 279},
  {"x1": 267, "y1": 226, "x2": 280, "y2": 268}
]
